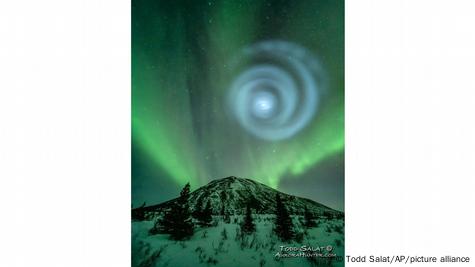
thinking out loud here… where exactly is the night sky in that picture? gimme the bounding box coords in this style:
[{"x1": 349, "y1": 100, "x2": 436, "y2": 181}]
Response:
[{"x1": 132, "y1": 0, "x2": 344, "y2": 211}]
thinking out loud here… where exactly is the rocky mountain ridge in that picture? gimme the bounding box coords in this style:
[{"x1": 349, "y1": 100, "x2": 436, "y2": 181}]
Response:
[{"x1": 133, "y1": 176, "x2": 342, "y2": 218}]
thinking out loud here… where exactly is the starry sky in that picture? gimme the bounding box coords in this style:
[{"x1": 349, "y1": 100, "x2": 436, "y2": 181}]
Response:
[{"x1": 132, "y1": 0, "x2": 344, "y2": 211}]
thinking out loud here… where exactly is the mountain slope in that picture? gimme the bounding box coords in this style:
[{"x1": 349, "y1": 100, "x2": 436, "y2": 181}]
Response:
[{"x1": 135, "y1": 176, "x2": 342, "y2": 217}]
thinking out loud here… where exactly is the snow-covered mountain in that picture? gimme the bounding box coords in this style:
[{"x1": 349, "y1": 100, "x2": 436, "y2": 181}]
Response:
[
  {"x1": 135, "y1": 176, "x2": 342, "y2": 218},
  {"x1": 132, "y1": 176, "x2": 345, "y2": 267}
]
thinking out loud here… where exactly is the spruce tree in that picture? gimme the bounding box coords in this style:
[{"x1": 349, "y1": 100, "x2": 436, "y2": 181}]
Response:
[
  {"x1": 323, "y1": 211, "x2": 333, "y2": 220},
  {"x1": 220, "y1": 190, "x2": 229, "y2": 221},
  {"x1": 303, "y1": 205, "x2": 316, "y2": 228},
  {"x1": 220, "y1": 190, "x2": 227, "y2": 212},
  {"x1": 274, "y1": 194, "x2": 295, "y2": 241},
  {"x1": 223, "y1": 210, "x2": 231, "y2": 224},
  {"x1": 132, "y1": 202, "x2": 146, "y2": 221},
  {"x1": 241, "y1": 203, "x2": 255, "y2": 234},
  {"x1": 198, "y1": 199, "x2": 213, "y2": 227},
  {"x1": 153, "y1": 183, "x2": 194, "y2": 240},
  {"x1": 220, "y1": 203, "x2": 225, "y2": 216},
  {"x1": 192, "y1": 196, "x2": 204, "y2": 219}
]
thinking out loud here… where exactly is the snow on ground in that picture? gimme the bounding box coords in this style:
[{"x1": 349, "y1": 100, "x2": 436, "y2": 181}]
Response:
[{"x1": 132, "y1": 215, "x2": 344, "y2": 267}]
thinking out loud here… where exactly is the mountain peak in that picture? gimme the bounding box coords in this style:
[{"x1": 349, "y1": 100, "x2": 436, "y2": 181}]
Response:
[{"x1": 137, "y1": 176, "x2": 342, "y2": 217}]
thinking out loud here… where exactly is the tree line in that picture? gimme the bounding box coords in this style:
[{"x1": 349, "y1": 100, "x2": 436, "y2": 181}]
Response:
[{"x1": 149, "y1": 182, "x2": 322, "y2": 241}]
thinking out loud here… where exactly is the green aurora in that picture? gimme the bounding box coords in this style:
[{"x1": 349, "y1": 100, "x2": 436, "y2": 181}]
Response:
[{"x1": 132, "y1": 0, "x2": 344, "y2": 209}]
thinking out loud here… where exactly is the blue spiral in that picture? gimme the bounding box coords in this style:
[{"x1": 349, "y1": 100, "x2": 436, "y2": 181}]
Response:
[{"x1": 227, "y1": 40, "x2": 325, "y2": 141}]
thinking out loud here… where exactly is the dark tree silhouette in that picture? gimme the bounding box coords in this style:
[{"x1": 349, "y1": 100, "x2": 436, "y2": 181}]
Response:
[
  {"x1": 219, "y1": 191, "x2": 231, "y2": 223},
  {"x1": 223, "y1": 210, "x2": 231, "y2": 223},
  {"x1": 198, "y1": 199, "x2": 213, "y2": 227},
  {"x1": 150, "y1": 183, "x2": 194, "y2": 240},
  {"x1": 220, "y1": 202, "x2": 225, "y2": 216},
  {"x1": 192, "y1": 196, "x2": 204, "y2": 219},
  {"x1": 274, "y1": 194, "x2": 295, "y2": 241},
  {"x1": 131, "y1": 202, "x2": 147, "y2": 221},
  {"x1": 303, "y1": 205, "x2": 316, "y2": 228},
  {"x1": 323, "y1": 211, "x2": 333, "y2": 220},
  {"x1": 220, "y1": 190, "x2": 227, "y2": 213},
  {"x1": 241, "y1": 202, "x2": 255, "y2": 234}
]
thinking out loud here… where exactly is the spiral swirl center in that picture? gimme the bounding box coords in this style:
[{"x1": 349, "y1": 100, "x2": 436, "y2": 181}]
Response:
[{"x1": 227, "y1": 40, "x2": 325, "y2": 141}]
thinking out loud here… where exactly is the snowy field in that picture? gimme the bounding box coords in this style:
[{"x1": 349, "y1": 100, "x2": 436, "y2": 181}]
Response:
[{"x1": 132, "y1": 215, "x2": 344, "y2": 267}]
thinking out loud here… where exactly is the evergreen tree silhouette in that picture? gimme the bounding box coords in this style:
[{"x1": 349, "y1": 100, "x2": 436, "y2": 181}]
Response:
[
  {"x1": 241, "y1": 202, "x2": 256, "y2": 234},
  {"x1": 132, "y1": 202, "x2": 147, "y2": 221},
  {"x1": 323, "y1": 211, "x2": 333, "y2": 220},
  {"x1": 220, "y1": 190, "x2": 227, "y2": 215},
  {"x1": 223, "y1": 209, "x2": 231, "y2": 223},
  {"x1": 192, "y1": 196, "x2": 204, "y2": 219},
  {"x1": 219, "y1": 190, "x2": 230, "y2": 222},
  {"x1": 198, "y1": 199, "x2": 213, "y2": 227},
  {"x1": 303, "y1": 205, "x2": 316, "y2": 228},
  {"x1": 274, "y1": 194, "x2": 295, "y2": 241},
  {"x1": 220, "y1": 202, "x2": 225, "y2": 216},
  {"x1": 152, "y1": 183, "x2": 194, "y2": 240}
]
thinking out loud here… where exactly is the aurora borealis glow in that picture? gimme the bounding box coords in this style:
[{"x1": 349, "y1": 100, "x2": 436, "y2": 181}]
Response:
[{"x1": 132, "y1": 0, "x2": 344, "y2": 210}]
